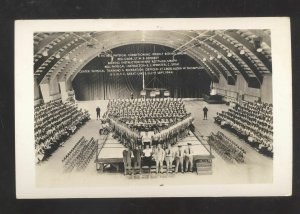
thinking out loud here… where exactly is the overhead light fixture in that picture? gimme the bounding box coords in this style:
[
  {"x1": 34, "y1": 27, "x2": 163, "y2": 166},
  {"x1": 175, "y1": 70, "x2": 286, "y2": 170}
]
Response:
[
  {"x1": 257, "y1": 48, "x2": 263, "y2": 52},
  {"x1": 42, "y1": 50, "x2": 48, "y2": 56},
  {"x1": 240, "y1": 49, "x2": 245, "y2": 55}
]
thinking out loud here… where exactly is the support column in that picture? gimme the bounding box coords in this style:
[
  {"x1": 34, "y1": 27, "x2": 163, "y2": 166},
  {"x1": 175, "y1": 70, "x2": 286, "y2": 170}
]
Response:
[
  {"x1": 40, "y1": 83, "x2": 51, "y2": 103},
  {"x1": 59, "y1": 81, "x2": 69, "y2": 103}
]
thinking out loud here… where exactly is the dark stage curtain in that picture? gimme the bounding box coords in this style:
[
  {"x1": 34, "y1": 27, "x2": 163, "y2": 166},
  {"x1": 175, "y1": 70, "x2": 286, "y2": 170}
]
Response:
[{"x1": 72, "y1": 70, "x2": 210, "y2": 101}]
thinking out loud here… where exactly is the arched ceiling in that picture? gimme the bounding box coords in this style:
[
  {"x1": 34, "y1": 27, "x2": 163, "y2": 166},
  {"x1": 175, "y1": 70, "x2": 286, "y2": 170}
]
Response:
[{"x1": 33, "y1": 30, "x2": 272, "y2": 86}]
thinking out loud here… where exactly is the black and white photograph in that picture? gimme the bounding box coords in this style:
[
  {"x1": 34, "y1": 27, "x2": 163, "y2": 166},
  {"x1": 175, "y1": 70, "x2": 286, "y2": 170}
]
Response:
[{"x1": 15, "y1": 18, "x2": 292, "y2": 198}]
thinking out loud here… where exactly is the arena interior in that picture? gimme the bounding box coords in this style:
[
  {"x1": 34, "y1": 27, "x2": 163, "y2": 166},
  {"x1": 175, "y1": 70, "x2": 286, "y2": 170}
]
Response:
[{"x1": 33, "y1": 30, "x2": 273, "y2": 187}]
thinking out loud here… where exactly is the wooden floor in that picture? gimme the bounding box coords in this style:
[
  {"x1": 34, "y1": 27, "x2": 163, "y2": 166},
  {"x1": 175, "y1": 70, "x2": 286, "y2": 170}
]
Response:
[{"x1": 36, "y1": 100, "x2": 272, "y2": 187}]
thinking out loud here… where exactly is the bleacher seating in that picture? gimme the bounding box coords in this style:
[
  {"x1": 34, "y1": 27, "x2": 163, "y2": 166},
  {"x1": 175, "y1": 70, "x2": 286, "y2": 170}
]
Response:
[
  {"x1": 214, "y1": 100, "x2": 273, "y2": 156},
  {"x1": 208, "y1": 131, "x2": 245, "y2": 163},
  {"x1": 35, "y1": 99, "x2": 90, "y2": 163}
]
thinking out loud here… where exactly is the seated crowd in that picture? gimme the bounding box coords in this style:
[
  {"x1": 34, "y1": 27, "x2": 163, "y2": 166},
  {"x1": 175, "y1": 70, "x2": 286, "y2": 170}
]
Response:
[
  {"x1": 105, "y1": 98, "x2": 188, "y2": 131},
  {"x1": 110, "y1": 115, "x2": 194, "y2": 150},
  {"x1": 214, "y1": 100, "x2": 273, "y2": 156},
  {"x1": 208, "y1": 131, "x2": 245, "y2": 163},
  {"x1": 35, "y1": 99, "x2": 90, "y2": 163}
]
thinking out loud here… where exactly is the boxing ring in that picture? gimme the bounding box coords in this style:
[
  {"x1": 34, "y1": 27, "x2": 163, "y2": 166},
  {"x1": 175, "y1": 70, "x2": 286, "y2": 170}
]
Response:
[
  {"x1": 95, "y1": 132, "x2": 213, "y2": 174},
  {"x1": 95, "y1": 134, "x2": 125, "y2": 172},
  {"x1": 177, "y1": 132, "x2": 214, "y2": 174}
]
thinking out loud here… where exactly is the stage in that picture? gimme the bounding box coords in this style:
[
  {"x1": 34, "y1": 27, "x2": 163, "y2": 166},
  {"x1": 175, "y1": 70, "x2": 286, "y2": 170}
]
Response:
[
  {"x1": 95, "y1": 131, "x2": 213, "y2": 174},
  {"x1": 95, "y1": 133, "x2": 125, "y2": 172}
]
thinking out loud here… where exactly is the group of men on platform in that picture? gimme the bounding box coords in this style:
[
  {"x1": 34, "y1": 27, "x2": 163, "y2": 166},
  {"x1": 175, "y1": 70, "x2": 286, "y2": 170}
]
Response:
[{"x1": 122, "y1": 143, "x2": 194, "y2": 174}]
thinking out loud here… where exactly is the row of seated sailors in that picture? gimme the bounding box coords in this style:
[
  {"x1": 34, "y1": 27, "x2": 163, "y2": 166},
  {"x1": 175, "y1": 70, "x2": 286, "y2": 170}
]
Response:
[
  {"x1": 35, "y1": 114, "x2": 90, "y2": 163},
  {"x1": 215, "y1": 113, "x2": 273, "y2": 142},
  {"x1": 119, "y1": 117, "x2": 184, "y2": 126},
  {"x1": 237, "y1": 103, "x2": 273, "y2": 120},
  {"x1": 113, "y1": 115, "x2": 187, "y2": 124},
  {"x1": 107, "y1": 99, "x2": 186, "y2": 112},
  {"x1": 34, "y1": 99, "x2": 76, "y2": 122},
  {"x1": 231, "y1": 105, "x2": 273, "y2": 125},
  {"x1": 219, "y1": 110, "x2": 273, "y2": 133},
  {"x1": 108, "y1": 106, "x2": 186, "y2": 114},
  {"x1": 243, "y1": 100, "x2": 273, "y2": 112},
  {"x1": 109, "y1": 102, "x2": 185, "y2": 108},
  {"x1": 36, "y1": 111, "x2": 90, "y2": 146},
  {"x1": 209, "y1": 133, "x2": 245, "y2": 163},
  {"x1": 109, "y1": 97, "x2": 184, "y2": 103},
  {"x1": 108, "y1": 110, "x2": 191, "y2": 131},
  {"x1": 216, "y1": 112, "x2": 273, "y2": 139},
  {"x1": 35, "y1": 115, "x2": 90, "y2": 163},
  {"x1": 34, "y1": 99, "x2": 63, "y2": 113},
  {"x1": 35, "y1": 103, "x2": 74, "y2": 121},
  {"x1": 228, "y1": 108, "x2": 272, "y2": 127},
  {"x1": 110, "y1": 109, "x2": 187, "y2": 116},
  {"x1": 214, "y1": 116, "x2": 273, "y2": 155},
  {"x1": 35, "y1": 109, "x2": 89, "y2": 143},
  {"x1": 35, "y1": 105, "x2": 79, "y2": 130},
  {"x1": 122, "y1": 143, "x2": 195, "y2": 174},
  {"x1": 35, "y1": 100, "x2": 76, "y2": 120},
  {"x1": 108, "y1": 107, "x2": 186, "y2": 118},
  {"x1": 112, "y1": 114, "x2": 194, "y2": 140},
  {"x1": 35, "y1": 101, "x2": 77, "y2": 138},
  {"x1": 114, "y1": 122, "x2": 191, "y2": 151},
  {"x1": 108, "y1": 99, "x2": 185, "y2": 105}
]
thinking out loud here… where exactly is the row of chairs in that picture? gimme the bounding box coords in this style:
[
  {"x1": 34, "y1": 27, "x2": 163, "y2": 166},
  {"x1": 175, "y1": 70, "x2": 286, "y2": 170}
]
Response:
[
  {"x1": 216, "y1": 131, "x2": 246, "y2": 154},
  {"x1": 63, "y1": 137, "x2": 97, "y2": 172},
  {"x1": 76, "y1": 139, "x2": 98, "y2": 171},
  {"x1": 61, "y1": 136, "x2": 85, "y2": 162},
  {"x1": 208, "y1": 132, "x2": 245, "y2": 164}
]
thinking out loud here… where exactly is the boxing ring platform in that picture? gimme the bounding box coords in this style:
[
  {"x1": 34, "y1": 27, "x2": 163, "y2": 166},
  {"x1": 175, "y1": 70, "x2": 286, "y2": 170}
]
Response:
[
  {"x1": 95, "y1": 133, "x2": 125, "y2": 172},
  {"x1": 180, "y1": 132, "x2": 214, "y2": 174},
  {"x1": 95, "y1": 132, "x2": 213, "y2": 174}
]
